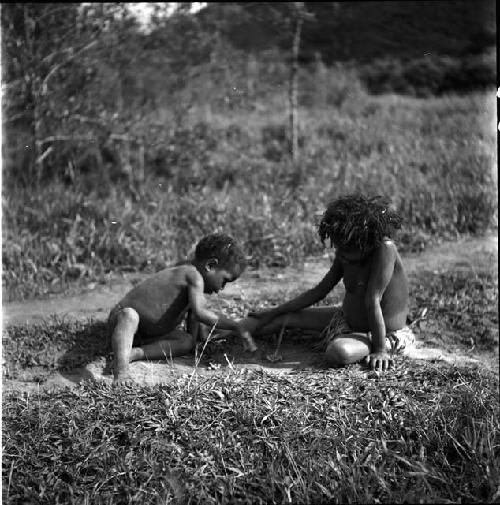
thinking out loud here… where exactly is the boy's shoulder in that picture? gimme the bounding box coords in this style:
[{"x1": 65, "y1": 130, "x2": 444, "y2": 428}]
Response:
[{"x1": 154, "y1": 262, "x2": 201, "y2": 282}]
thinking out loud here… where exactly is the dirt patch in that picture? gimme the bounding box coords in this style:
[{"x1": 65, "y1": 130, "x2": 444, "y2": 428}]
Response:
[{"x1": 3, "y1": 234, "x2": 498, "y2": 391}]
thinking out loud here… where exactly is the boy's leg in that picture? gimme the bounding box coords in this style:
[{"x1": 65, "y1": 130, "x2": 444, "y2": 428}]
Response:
[
  {"x1": 109, "y1": 307, "x2": 140, "y2": 384},
  {"x1": 134, "y1": 330, "x2": 195, "y2": 361}
]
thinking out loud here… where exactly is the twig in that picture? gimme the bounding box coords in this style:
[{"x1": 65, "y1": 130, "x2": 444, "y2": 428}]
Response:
[
  {"x1": 187, "y1": 322, "x2": 217, "y2": 391},
  {"x1": 266, "y1": 315, "x2": 289, "y2": 362},
  {"x1": 40, "y1": 40, "x2": 99, "y2": 96},
  {"x1": 35, "y1": 146, "x2": 53, "y2": 165}
]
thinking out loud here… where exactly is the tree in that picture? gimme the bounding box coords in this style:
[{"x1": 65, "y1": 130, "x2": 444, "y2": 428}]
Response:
[
  {"x1": 226, "y1": 2, "x2": 315, "y2": 164},
  {"x1": 2, "y1": 4, "x2": 100, "y2": 182},
  {"x1": 2, "y1": 3, "x2": 156, "y2": 186}
]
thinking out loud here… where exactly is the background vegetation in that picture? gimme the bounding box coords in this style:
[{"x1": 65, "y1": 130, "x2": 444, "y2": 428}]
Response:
[
  {"x1": 2, "y1": 2, "x2": 497, "y2": 302},
  {"x1": 2, "y1": 4, "x2": 498, "y2": 503},
  {"x1": 4, "y1": 363, "x2": 499, "y2": 504},
  {"x1": 3, "y1": 246, "x2": 499, "y2": 503}
]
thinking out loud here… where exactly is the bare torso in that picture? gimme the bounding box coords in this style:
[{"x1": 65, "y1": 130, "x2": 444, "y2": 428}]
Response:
[
  {"x1": 341, "y1": 241, "x2": 409, "y2": 332},
  {"x1": 118, "y1": 265, "x2": 195, "y2": 337}
]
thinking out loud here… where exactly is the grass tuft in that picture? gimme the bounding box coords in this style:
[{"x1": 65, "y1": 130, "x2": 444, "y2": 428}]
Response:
[{"x1": 3, "y1": 364, "x2": 499, "y2": 504}]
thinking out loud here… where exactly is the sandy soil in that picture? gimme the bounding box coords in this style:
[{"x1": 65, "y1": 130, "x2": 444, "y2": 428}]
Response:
[{"x1": 3, "y1": 234, "x2": 498, "y2": 391}]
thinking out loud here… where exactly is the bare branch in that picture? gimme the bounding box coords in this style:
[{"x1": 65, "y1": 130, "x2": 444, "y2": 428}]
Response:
[
  {"x1": 35, "y1": 146, "x2": 54, "y2": 165},
  {"x1": 35, "y1": 135, "x2": 95, "y2": 146},
  {"x1": 40, "y1": 40, "x2": 99, "y2": 96}
]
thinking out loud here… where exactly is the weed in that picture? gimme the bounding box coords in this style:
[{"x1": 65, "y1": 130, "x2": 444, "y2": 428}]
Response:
[
  {"x1": 3, "y1": 92, "x2": 497, "y2": 303},
  {"x1": 2, "y1": 363, "x2": 498, "y2": 504}
]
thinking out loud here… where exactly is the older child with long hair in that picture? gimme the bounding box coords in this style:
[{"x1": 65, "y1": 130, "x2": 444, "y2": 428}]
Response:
[{"x1": 245, "y1": 194, "x2": 415, "y2": 372}]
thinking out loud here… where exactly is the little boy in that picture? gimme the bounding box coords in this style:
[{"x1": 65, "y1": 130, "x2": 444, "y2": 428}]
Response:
[
  {"x1": 245, "y1": 194, "x2": 415, "y2": 372},
  {"x1": 108, "y1": 233, "x2": 257, "y2": 385}
]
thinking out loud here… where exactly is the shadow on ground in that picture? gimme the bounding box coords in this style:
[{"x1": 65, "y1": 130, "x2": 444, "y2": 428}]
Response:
[{"x1": 3, "y1": 234, "x2": 498, "y2": 391}]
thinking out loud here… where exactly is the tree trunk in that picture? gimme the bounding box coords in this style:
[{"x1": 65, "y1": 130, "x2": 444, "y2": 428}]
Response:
[
  {"x1": 23, "y1": 5, "x2": 43, "y2": 182},
  {"x1": 288, "y1": 15, "x2": 303, "y2": 165}
]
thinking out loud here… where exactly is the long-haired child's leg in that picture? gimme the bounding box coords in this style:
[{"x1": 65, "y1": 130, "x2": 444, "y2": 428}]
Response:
[
  {"x1": 252, "y1": 307, "x2": 340, "y2": 336},
  {"x1": 325, "y1": 334, "x2": 371, "y2": 367}
]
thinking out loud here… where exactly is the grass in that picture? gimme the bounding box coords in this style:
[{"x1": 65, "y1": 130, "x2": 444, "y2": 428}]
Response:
[
  {"x1": 3, "y1": 364, "x2": 499, "y2": 504},
  {"x1": 3, "y1": 254, "x2": 499, "y2": 503},
  {"x1": 3, "y1": 90, "x2": 497, "y2": 302},
  {"x1": 2, "y1": 74, "x2": 498, "y2": 503},
  {"x1": 408, "y1": 269, "x2": 499, "y2": 352}
]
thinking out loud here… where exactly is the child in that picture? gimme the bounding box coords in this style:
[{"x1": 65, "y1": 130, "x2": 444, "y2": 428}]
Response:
[
  {"x1": 108, "y1": 233, "x2": 257, "y2": 385},
  {"x1": 245, "y1": 194, "x2": 415, "y2": 372}
]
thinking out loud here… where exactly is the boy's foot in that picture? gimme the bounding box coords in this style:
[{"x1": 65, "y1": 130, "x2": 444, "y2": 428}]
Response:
[
  {"x1": 112, "y1": 372, "x2": 135, "y2": 386},
  {"x1": 112, "y1": 366, "x2": 135, "y2": 386}
]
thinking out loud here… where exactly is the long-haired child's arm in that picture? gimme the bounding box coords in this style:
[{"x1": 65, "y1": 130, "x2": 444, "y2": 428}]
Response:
[
  {"x1": 250, "y1": 259, "x2": 343, "y2": 326},
  {"x1": 364, "y1": 241, "x2": 397, "y2": 370}
]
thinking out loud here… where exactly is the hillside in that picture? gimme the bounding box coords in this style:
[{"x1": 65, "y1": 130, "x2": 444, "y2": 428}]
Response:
[{"x1": 216, "y1": 1, "x2": 496, "y2": 63}]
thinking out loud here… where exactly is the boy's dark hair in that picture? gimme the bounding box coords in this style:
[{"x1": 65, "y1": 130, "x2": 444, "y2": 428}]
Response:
[
  {"x1": 318, "y1": 194, "x2": 403, "y2": 252},
  {"x1": 195, "y1": 233, "x2": 247, "y2": 273}
]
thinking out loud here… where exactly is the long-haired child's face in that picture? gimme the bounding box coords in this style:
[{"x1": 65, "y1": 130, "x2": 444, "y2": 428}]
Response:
[{"x1": 334, "y1": 243, "x2": 372, "y2": 264}]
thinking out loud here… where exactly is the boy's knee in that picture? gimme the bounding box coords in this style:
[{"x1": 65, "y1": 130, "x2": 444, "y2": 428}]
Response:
[{"x1": 116, "y1": 307, "x2": 140, "y2": 326}]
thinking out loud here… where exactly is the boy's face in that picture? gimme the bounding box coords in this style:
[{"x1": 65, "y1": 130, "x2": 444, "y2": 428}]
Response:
[{"x1": 203, "y1": 262, "x2": 240, "y2": 294}]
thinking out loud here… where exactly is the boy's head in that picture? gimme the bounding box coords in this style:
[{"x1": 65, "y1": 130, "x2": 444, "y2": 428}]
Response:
[
  {"x1": 194, "y1": 233, "x2": 247, "y2": 293},
  {"x1": 318, "y1": 194, "x2": 402, "y2": 254}
]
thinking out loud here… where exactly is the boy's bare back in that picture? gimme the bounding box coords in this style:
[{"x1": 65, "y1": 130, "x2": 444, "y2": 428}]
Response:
[{"x1": 117, "y1": 264, "x2": 199, "y2": 338}]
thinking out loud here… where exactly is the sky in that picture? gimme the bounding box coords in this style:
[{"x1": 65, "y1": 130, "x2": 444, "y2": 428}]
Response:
[{"x1": 127, "y1": 2, "x2": 207, "y2": 29}]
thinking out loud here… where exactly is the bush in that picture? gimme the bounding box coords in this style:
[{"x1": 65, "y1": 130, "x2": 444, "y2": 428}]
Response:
[
  {"x1": 3, "y1": 90, "x2": 497, "y2": 301},
  {"x1": 361, "y1": 53, "x2": 495, "y2": 96}
]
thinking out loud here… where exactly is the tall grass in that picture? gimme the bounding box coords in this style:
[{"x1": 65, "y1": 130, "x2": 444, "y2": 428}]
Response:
[
  {"x1": 3, "y1": 364, "x2": 499, "y2": 504},
  {"x1": 3, "y1": 89, "x2": 497, "y2": 301}
]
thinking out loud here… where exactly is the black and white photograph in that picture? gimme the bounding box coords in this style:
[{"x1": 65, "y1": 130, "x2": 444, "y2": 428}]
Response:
[{"x1": 2, "y1": 1, "x2": 498, "y2": 503}]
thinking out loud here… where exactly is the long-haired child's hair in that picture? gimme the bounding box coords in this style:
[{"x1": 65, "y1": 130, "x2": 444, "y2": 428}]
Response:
[{"x1": 318, "y1": 194, "x2": 403, "y2": 252}]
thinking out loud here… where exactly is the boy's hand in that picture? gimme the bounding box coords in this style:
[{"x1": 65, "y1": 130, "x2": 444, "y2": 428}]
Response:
[
  {"x1": 365, "y1": 352, "x2": 393, "y2": 371},
  {"x1": 235, "y1": 321, "x2": 258, "y2": 352}
]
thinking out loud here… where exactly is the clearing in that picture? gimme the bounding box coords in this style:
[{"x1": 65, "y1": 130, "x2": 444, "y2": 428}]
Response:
[{"x1": 2, "y1": 234, "x2": 498, "y2": 391}]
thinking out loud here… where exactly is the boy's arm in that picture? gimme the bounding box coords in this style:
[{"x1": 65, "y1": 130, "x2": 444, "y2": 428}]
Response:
[
  {"x1": 186, "y1": 309, "x2": 200, "y2": 339},
  {"x1": 186, "y1": 309, "x2": 211, "y2": 343},
  {"x1": 250, "y1": 259, "x2": 343, "y2": 324},
  {"x1": 364, "y1": 241, "x2": 396, "y2": 371},
  {"x1": 186, "y1": 269, "x2": 240, "y2": 333}
]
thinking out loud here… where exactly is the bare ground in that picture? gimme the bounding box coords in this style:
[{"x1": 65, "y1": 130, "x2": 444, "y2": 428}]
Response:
[{"x1": 2, "y1": 234, "x2": 498, "y2": 391}]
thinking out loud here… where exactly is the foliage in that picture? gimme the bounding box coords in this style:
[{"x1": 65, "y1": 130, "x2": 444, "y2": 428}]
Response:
[
  {"x1": 2, "y1": 318, "x2": 110, "y2": 381},
  {"x1": 2, "y1": 2, "x2": 496, "y2": 184},
  {"x1": 3, "y1": 240, "x2": 498, "y2": 503},
  {"x1": 216, "y1": 1, "x2": 496, "y2": 63},
  {"x1": 4, "y1": 252, "x2": 498, "y2": 380},
  {"x1": 3, "y1": 364, "x2": 499, "y2": 504},
  {"x1": 3, "y1": 90, "x2": 497, "y2": 301},
  {"x1": 2, "y1": 3, "x2": 497, "y2": 301},
  {"x1": 360, "y1": 52, "x2": 496, "y2": 97},
  {"x1": 409, "y1": 269, "x2": 499, "y2": 352}
]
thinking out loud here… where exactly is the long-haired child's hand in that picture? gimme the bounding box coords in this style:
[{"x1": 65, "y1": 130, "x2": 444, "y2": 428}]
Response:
[
  {"x1": 364, "y1": 351, "x2": 394, "y2": 372},
  {"x1": 247, "y1": 309, "x2": 275, "y2": 327}
]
